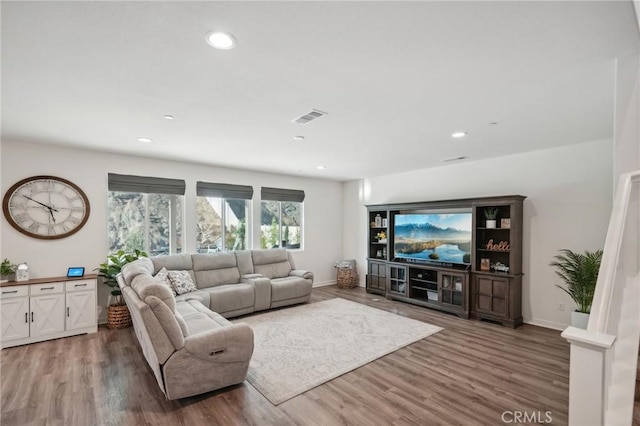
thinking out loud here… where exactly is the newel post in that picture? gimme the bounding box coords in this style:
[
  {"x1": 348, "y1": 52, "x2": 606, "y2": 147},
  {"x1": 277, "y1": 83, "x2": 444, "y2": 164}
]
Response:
[{"x1": 561, "y1": 326, "x2": 616, "y2": 426}]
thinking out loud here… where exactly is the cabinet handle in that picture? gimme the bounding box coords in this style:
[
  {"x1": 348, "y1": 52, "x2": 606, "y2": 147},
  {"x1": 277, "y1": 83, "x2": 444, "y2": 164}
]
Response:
[
  {"x1": 25, "y1": 312, "x2": 28, "y2": 323},
  {"x1": 67, "y1": 307, "x2": 70, "y2": 317},
  {"x1": 74, "y1": 284, "x2": 87, "y2": 287},
  {"x1": 40, "y1": 287, "x2": 55, "y2": 291},
  {"x1": 30, "y1": 312, "x2": 34, "y2": 322},
  {"x1": 2, "y1": 290, "x2": 18, "y2": 294}
]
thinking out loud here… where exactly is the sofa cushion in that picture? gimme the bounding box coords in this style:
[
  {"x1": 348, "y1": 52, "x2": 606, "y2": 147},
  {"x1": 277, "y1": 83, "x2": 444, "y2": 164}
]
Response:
[
  {"x1": 192, "y1": 253, "x2": 241, "y2": 288},
  {"x1": 207, "y1": 284, "x2": 255, "y2": 314},
  {"x1": 252, "y1": 249, "x2": 292, "y2": 279},
  {"x1": 146, "y1": 295, "x2": 184, "y2": 349},
  {"x1": 154, "y1": 267, "x2": 176, "y2": 296},
  {"x1": 234, "y1": 250, "x2": 254, "y2": 275},
  {"x1": 175, "y1": 289, "x2": 210, "y2": 307},
  {"x1": 130, "y1": 275, "x2": 176, "y2": 312},
  {"x1": 168, "y1": 270, "x2": 197, "y2": 295},
  {"x1": 175, "y1": 300, "x2": 231, "y2": 336},
  {"x1": 271, "y1": 276, "x2": 313, "y2": 302},
  {"x1": 151, "y1": 254, "x2": 193, "y2": 274},
  {"x1": 121, "y1": 257, "x2": 154, "y2": 286}
]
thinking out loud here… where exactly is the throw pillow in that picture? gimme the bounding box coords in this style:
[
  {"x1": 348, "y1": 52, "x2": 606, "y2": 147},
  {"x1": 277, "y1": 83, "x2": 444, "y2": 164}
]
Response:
[
  {"x1": 168, "y1": 270, "x2": 197, "y2": 295},
  {"x1": 153, "y1": 267, "x2": 176, "y2": 296}
]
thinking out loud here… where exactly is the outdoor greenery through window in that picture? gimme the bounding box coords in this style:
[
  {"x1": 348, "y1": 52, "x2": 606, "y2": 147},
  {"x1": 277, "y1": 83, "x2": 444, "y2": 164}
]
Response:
[
  {"x1": 196, "y1": 197, "x2": 249, "y2": 252},
  {"x1": 107, "y1": 174, "x2": 185, "y2": 256},
  {"x1": 260, "y1": 187, "x2": 304, "y2": 249},
  {"x1": 195, "y1": 181, "x2": 253, "y2": 253}
]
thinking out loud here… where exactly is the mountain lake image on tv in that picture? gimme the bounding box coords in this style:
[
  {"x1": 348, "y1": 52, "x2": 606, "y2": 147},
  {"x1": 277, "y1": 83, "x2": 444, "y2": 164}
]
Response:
[{"x1": 393, "y1": 212, "x2": 472, "y2": 265}]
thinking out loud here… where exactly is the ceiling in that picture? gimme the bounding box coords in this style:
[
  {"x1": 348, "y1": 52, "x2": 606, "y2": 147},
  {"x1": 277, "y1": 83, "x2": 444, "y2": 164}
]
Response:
[{"x1": 2, "y1": 1, "x2": 638, "y2": 182}]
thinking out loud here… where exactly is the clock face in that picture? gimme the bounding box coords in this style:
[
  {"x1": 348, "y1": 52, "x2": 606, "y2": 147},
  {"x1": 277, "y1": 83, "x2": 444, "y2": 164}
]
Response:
[{"x1": 2, "y1": 175, "x2": 90, "y2": 239}]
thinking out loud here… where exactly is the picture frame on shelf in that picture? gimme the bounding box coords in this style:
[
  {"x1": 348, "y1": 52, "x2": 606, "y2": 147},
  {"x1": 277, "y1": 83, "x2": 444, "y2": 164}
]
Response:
[
  {"x1": 500, "y1": 218, "x2": 511, "y2": 229},
  {"x1": 480, "y1": 258, "x2": 491, "y2": 271}
]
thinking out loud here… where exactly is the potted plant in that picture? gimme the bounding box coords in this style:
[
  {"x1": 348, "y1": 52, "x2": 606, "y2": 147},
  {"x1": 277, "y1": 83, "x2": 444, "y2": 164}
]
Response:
[
  {"x1": 0, "y1": 259, "x2": 17, "y2": 282},
  {"x1": 96, "y1": 249, "x2": 147, "y2": 329},
  {"x1": 484, "y1": 207, "x2": 499, "y2": 228},
  {"x1": 550, "y1": 248, "x2": 603, "y2": 329}
]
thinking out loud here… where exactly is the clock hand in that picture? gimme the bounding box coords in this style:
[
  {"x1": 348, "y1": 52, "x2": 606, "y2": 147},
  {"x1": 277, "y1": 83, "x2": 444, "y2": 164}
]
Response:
[
  {"x1": 22, "y1": 195, "x2": 59, "y2": 212},
  {"x1": 48, "y1": 209, "x2": 56, "y2": 224}
]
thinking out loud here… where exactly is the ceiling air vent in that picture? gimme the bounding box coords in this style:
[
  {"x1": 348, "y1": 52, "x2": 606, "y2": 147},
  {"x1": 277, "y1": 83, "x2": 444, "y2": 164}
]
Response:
[{"x1": 292, "y1": 109, "x2": 327, "y2": 125}]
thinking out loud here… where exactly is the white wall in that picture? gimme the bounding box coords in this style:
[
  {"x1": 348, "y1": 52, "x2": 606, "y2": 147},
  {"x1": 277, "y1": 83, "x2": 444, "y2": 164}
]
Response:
[
  {"x1": 613, "y1": 49, "x2": 640, "y2": 179},
  {"x1": 342, "y1": 139, "x2": 613, "y2": 329},
  {"x1": 1, "y1": 140, "x2": 343, "y2": 322}
]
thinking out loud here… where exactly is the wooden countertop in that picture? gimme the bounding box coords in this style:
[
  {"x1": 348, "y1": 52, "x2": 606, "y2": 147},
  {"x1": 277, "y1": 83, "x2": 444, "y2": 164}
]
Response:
[{"x1": 0, "y1": 273, "x2": 98, "y2": 287}]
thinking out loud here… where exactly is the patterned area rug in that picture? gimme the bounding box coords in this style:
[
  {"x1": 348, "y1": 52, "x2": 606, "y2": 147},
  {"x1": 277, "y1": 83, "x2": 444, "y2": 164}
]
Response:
[{"x1": 234, "y1": 298, "x2": 442, "y2": 405}]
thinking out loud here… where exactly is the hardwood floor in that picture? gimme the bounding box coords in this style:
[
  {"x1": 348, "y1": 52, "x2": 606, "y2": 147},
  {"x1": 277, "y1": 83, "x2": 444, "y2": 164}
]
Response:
[{"x1": 1, "y1": 286, "x2": 569, "y2": 425}]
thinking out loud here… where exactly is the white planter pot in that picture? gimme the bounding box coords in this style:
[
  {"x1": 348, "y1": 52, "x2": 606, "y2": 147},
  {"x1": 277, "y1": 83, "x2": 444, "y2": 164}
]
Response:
[
  {"x1": 571, "y1": 311, "x2": 590, "y2": 329},
  {"x1": 486, "y1": 220, "x2": 497, "y2": 229}
]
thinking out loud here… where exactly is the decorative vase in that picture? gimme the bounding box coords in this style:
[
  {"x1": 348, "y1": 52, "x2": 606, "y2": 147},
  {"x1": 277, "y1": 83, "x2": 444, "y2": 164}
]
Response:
[
  {"x1": 486, "y1": 220, "x2": 497, "y2": 229},
  {"x1": 107, "y1": 304, "x2": 132, "y2": 329},
  {"x1": 571, "y1": 311, "x2": 590, "y2": 329}
]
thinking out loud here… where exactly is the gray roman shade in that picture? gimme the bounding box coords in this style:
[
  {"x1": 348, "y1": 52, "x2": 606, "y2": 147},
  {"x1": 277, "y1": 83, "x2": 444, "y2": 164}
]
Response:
[
  {"x1": 108, "y1": 173, "x2": 186, "y2": 195},
  {"x1": 196, "y1": 182, "x2": 254, "y2": 200},
  {"x1": 261, "y1": 187, "x2": 305, "y2": 202}
]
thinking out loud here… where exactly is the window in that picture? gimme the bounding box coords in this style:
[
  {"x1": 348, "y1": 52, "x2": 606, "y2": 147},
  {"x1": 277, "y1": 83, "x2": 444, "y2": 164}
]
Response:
[
  {"x1": 260, "y1": 187, "x2": 304, "y2": 249},
  {"x1": 107, "y1": 174, "x2": 185, "y2": 256},
  {"x1": 196, "y1": 182, "x2": 252, "y2": 252}
]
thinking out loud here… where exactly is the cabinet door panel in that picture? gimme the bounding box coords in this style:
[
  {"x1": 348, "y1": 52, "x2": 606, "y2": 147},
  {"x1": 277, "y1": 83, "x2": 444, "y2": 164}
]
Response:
[
  {"x1": 31, "y1": 294, "x2": 65, "y2": 338},
  {"x1": 474, "y1": 276, "x2": 509, "y2": 318},
  {"x1": 1, "y1": 298, "x2": 30, "y2": 341},
  {"x1": 66, "y1": 291, "x2": 96, "y2": 330}
]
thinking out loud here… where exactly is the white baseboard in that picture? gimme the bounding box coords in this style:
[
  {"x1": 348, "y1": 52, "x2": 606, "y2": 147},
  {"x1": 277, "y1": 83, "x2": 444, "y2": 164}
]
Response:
[
  {"x1": 313, "y1": 280, "x2": 337, "y2": 288},
  {"x1": 525, "y1": 318, "x2": 568, "y2": 331}
]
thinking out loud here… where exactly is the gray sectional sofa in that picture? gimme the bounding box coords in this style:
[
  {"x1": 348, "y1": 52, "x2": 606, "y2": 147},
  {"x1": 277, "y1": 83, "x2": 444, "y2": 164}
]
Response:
[{"x1": 117, "y1": 248, "x2": 313, "y2": 399}]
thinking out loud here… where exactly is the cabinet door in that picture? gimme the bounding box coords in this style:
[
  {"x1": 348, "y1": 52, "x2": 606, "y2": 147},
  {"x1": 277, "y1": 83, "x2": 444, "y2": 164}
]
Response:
[
  {"x1": 368, "y1": 261, "x2": 387, "y2": 291},
  {"x1": 66, "y1": 291, "x2": 96, "y2": 330},
  {"x1": 440, "y1": 272, "x2": 465, "y2": 308},
  {"x1": 1, "y1": 297, "x2": 30, "y2": 342},
  {"x1": 30, "y1": 294, "x2": 65, "y2": 338},
  {"x1": 474, "y1": 276, "x2": 509, "y2": 317},
  {"x1": 388, "y1": 265, "x2": 407, "y2": 296}
]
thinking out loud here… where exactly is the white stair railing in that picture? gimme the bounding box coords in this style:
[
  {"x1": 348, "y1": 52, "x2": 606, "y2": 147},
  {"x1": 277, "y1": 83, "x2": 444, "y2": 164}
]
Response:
[{"x1": 561, "y1": 170, "x2": 640, "y2": 426}]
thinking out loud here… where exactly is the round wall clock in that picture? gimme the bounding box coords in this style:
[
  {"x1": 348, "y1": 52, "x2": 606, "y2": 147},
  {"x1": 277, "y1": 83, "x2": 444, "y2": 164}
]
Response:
[{"x1": 2, "y1": 175, "x2": 90, "y2": 240}]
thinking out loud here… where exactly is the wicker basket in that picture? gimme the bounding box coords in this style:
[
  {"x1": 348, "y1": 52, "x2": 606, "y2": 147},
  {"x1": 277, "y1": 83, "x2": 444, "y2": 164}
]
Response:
[
  {"x1": 107, "y1": 304, "x2": 132, "y2": 329},
  {"x1": 336, "y1": 268, "x2": 358, "y2": 289}
]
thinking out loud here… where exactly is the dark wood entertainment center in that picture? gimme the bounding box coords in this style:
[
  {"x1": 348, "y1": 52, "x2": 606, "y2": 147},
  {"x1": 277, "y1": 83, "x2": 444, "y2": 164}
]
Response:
[{"x1": 366, "y1": 195, "x2": 525, "y2": 328}]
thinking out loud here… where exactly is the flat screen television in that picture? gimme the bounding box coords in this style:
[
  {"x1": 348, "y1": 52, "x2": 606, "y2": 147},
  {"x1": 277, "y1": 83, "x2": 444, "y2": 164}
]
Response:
[{"x1": 393, "y1": 211, "x2": 472, "y2": 265}]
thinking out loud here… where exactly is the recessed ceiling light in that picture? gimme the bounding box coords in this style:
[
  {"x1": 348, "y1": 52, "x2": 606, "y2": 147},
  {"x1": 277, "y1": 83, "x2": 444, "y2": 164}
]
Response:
[
  {"x1": 164, "y1": 115, "x2": 175, "y2": 120},
  {"x1": 293, "y1": 136, "x2": 305, "y2": 141},
  {"x1": 451, "y1": 132, "x2": 467, "y2": 138},
  {"x1": 206, "y1": 31, "x2": 236, "y2": 50},
  {"x1": 316, "y1": 165, "x2": 327, "y2": 170},
  {"x1": 137, "y1": 137, "x2": 153, "y2": 143}
]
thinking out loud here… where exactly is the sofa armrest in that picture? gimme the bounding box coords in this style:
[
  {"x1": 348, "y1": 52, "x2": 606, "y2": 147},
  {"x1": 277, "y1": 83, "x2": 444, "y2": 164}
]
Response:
[
  {"x1": 290, "y1": 269, "x2": 313, "y2": 281},
  {"x1": 183, "y1": 323, "x2": 254, "y2": 362}
]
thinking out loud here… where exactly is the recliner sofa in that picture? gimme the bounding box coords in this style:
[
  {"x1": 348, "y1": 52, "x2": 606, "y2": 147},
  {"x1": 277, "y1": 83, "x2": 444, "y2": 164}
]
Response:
[{"x1": 117, "y1": 248, "x2": 313, "y2": 399}]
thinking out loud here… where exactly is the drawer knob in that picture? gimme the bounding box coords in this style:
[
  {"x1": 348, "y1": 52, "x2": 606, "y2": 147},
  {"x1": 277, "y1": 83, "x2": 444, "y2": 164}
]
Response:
[
  {"x1": 74, "y1": 283, "x2": 87, "y2": 287},
  {"x1": 40, "y1": 287, "x2": 55, "y2": 291},
  {"x1": 2, "y1": 290, "x2": 18, "y2": 294}
]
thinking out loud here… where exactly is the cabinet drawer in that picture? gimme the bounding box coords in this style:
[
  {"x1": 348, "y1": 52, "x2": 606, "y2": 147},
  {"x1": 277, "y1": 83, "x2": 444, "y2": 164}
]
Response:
[
  {"x1": 65, "y1": 280, "x2": 96, "y2": 292},
  {"x1": 30, "y1": 282, "x2": 64, "y2": 295},
  {"x1": 0, "y1": 285, "x2": 29, "y2": 299}
]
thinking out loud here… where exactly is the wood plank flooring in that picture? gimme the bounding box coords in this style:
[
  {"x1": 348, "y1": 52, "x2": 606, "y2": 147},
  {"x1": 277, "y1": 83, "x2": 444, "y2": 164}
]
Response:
[{"x1": 1, "y1": 286, "x2": 570, "y2": 426}]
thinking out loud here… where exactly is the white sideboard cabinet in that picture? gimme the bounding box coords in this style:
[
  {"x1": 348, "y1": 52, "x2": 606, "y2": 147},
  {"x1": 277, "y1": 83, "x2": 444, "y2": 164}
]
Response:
[{"x1": 0, "y1": 274, "x2": 97, "y2": 348}]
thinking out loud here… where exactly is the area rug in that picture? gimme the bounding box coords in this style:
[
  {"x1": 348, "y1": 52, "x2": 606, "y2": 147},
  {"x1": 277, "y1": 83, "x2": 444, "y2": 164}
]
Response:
[{"x1": 234, "y1": 298, "x2": 442, "y2": 405}]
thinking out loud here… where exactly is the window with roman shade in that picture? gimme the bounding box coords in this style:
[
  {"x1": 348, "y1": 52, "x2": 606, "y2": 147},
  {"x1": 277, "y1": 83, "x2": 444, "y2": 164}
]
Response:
[
  {"x1": 195, "y1": 182, "x2": 253, "y2": 253},
  {"x1": 107, "y1": 173, "x2": 185, "y2": 255},
  {"x1": 260, "y1": 187, "x2": 304, "y2": 250}
]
